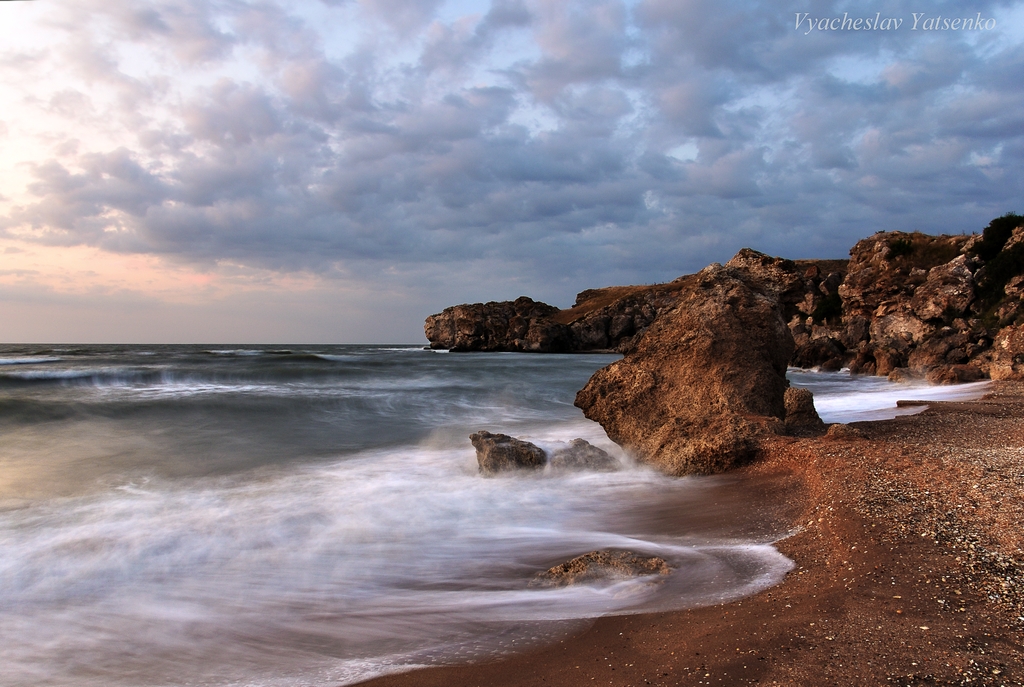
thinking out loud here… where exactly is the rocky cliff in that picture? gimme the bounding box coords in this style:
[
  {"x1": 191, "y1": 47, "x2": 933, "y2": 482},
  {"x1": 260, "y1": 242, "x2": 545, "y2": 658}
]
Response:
[
  {"x1": 425, "y1": 213, "x2": 1024, "y2": 382},
  {"x1": 801, "y1": 213, "x2": 1024, "y2": 381},
  {"x1": 423, "y1": 258, "x2": 842, "y2": 354},
  {"x1": 424, "y1": 281, "x2": 690, "y2": 353},
  {"x1": 424, "y1": 297, "x2": 568, "y2": 352}
]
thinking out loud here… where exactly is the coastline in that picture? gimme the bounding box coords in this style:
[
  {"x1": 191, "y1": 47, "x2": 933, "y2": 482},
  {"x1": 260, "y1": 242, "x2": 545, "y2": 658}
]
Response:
[{"x1": 356, "y1": 381, "x2": 1024, "y2": 686}]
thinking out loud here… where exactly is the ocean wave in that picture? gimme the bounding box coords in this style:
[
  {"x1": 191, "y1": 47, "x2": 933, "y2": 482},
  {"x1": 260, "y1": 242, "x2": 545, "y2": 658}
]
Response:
[
  {"x1": 0, "y1": 442, "x2": 792, "y2": 687},
  {"x1": 0, "y1": 357, "x2": 62, "y2": 366},
  {"x1": 203, "y1": 349, "x2": 266, "y2": 356},
  {"x1": 0, "y1": 367, "x2": 163, "y2": 386}
]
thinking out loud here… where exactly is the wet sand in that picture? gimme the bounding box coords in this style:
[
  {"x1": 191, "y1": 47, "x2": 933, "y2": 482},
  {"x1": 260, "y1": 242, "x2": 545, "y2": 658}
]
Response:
[{"x1": 357, "y1": 381, "x2": 1024, "y2": 686}]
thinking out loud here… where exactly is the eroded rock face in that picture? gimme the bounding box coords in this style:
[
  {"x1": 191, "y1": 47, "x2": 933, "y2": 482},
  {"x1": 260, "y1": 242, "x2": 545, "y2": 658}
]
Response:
[
  {"x1": 910, "y1": 255, "x2": 976, "y2": 322},
  {"x1": 789, "y1": 334, "x2": 845, "y2": 370},
  {"x1": 548, "y1": 439, "x2": 619, "y2": 471},
  {"x1": 574, "y1": 258, "x2": 794, "y2": 476},
  {"x1": 828, "y1": 231, "x2": 1002, "y2": 379},
  {"x1": 907, "y1": 328, "x2": 972, "y2": 371},
  {"x1": 925, "y1": 365, "x2": 986, "y2": 385},
  {"x1": 469, "y1": 431, "x2": 547, "y2": 474},
  {"x1": 784, "y1": 387, "x2": 826, "y2": 436},
  {"x1": 530, "y1": 550, "x2": 671, "y2": 587},
  {"x1": 839, "y1": 233, "x2": 969, "y2": 344},
  {"x1": 988, "y1": 325, "x2": 1024, "y2": 380}
]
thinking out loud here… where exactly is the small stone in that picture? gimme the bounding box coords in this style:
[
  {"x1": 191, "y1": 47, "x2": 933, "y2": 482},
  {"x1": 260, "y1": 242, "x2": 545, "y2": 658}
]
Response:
[
  {"x1": 469, "y1": 431, "x2": 547, "y2": 475},
  {"x1": 548, "y1": 439, "x2": 619, "y2": 471},
  {"x1": 827, "y1": 423, "x2": 865, "y2": 439}
]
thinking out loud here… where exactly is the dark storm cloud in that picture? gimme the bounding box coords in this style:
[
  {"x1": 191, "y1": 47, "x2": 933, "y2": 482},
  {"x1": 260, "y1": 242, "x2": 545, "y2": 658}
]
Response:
[{"x1": 4, "y1": 0, "x2": 1024, "y2": 305}]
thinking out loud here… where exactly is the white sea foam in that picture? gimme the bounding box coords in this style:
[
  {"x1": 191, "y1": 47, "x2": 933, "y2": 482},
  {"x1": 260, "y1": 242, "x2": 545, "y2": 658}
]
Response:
[
  {"x1": 0, "y1": 357, "x2": 62, "y2": 366},
  {"x1": 0, "y1": 438, "x2": 792, "y2": 687},
  {"x1": 788, "y1": 369, "x2": 991, "y2": 423},
  {"x1": 0, "y1": 367, "x2": 138, "y2": 382}
]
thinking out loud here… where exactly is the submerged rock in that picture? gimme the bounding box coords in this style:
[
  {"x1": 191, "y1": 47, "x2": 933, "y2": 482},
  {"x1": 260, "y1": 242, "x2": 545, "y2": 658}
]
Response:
[
  {"x1": 530, "y1": 550, "x2": 672, "y2": 587},
  {"x1": 548, "y1": 438, "x2": 619, "y2": 471},
  {"x1": 575, "y1": 257, "x2": 794, "y2": 476},
  {"x1": 470, "y1": 431, "x2": 547, "y2": 475}
]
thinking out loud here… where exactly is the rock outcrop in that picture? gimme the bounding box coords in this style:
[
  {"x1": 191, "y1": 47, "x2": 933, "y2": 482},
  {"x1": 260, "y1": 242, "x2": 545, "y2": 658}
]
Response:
[
  {"x1": 574, "y1": 258, "x2": 794, "y2": 476},
  {"x1": 425, "y1": 297, "x2": 569, "y2": 352},
  {"x1": 530, "y1": 550, "x2": 672, "y2": 587},
  {"x1": 726, "y1": 215, "x2": 1021, "y2": 380},
  {"x1": 470, "y1": 431, "x2": 547, "y2": 474},
  {"x1": 724, "y1": 249, "x2": 849, "y2": 371},
  {"x1": 424, "y1": 281, "x2": 690, "y2": 353},
  {"x1": 835, "y1": 232, "x2": 979, "y2": 376},
  {"x1": 784, "y1": 387, "x2": 826, "y2": 436},
  {"x1": 925, "y1": 364, "x2": 987, "y2": 385},
  {"x1": 548, "y1": 439, "x2": 618, "y2": 471}
]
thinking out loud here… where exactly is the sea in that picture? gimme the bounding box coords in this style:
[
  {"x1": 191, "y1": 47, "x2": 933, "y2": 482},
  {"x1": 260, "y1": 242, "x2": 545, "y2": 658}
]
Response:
[{"x1": 0, "y1": 344, "x2": 991, "y2": 687}]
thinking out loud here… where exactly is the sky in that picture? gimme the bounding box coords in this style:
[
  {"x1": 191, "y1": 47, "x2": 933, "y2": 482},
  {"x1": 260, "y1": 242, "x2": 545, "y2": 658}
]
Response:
[{"x1": 0, "y1": 0, "x2": 1022, "y2": 343}]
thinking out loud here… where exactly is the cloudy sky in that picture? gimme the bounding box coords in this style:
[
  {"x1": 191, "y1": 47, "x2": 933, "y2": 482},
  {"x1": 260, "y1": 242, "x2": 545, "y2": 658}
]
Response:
[{"x1": 1, "y1": 0, "x2": 1022, "y2": 343}]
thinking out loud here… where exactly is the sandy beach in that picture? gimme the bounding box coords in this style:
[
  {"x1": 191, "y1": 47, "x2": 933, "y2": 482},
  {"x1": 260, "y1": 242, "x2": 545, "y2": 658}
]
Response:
[{"x1": 359, "y1": 381, "x2": 1024, "y2": 686}]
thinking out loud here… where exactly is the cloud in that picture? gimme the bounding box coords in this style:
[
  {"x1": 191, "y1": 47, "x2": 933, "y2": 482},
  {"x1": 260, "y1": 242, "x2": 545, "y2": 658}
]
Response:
[{"x1": 1, "y1": 0, "x2": 1023, "y2": 341}]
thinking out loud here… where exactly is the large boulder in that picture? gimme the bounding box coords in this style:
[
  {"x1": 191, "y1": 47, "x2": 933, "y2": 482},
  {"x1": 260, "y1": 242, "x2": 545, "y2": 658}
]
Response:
[
  {"x1": 784, "y1": 387, "x2": 826, "y2": 436},
  {"x1": 724, "y1": 249, "x2": 806, "y2": 316},
  {"x1": 469, "y1": 431, "x2": 547, "y2": 474},
  {"x1": 574, "y1": 257, "x2": 794, "y2": 476},
  {"x1": 723, "y1": 250, "x2": 850, "y2": 372}
]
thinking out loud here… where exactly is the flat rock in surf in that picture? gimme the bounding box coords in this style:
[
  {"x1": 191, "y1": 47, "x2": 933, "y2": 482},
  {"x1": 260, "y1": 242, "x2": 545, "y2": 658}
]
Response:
[
  {"x1": 548, "y1": 438, "x2": 619, "y2": 471},
  {"x1": 530, "y1": 550, "x2": 672, "y2": 587},
  {"x1": 470, "y1": 431, "x2": 547, "y2": 474}
]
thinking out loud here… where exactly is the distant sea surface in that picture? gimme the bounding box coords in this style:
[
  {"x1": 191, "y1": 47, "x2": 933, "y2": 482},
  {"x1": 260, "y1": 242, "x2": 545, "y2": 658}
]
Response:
[{"x1": 0, "y1": 345, "x2": 990, "y2": 686}]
